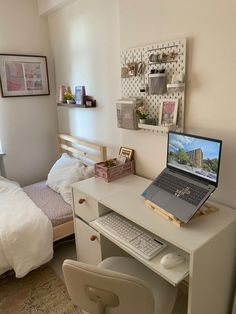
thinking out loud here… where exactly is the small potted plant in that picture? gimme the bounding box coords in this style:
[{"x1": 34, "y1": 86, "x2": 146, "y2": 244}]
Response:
[
  {"x1": 136, "y1": 105, "x2": 149, "y2": 124},
  {"x1": 104, "y1": 159, "x2": 117, "y2": 168},
  {"x1": 64, "y1": 90, "x2": 75, "y2": 104}
]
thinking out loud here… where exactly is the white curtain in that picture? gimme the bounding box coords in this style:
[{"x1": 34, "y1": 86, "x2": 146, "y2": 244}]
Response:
[
  {"x1": 0, "y1": 140, "x2": 3, "y2": 153},
  {"x1": 0, "y1": 140, "x2": 5, "y2": 176}
]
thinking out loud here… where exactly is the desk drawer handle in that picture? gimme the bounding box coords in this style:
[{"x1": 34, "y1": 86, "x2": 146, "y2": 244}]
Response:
[
  {"x1": 78, "y1": 198, "x2": 86, "y2": 204},
  {"x1": 90, "y1": 235, "x2": 98, "y2": 241}
]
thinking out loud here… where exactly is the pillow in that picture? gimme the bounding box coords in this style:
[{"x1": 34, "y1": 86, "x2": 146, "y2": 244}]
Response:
[
  {"x1": 46, "y1": 153, "x2": 95, "y2": 205},
  {"x1": 46, "y1": 153, "x2": 83, "y2": 194},
  {"x1": 59, "y1": 165, "x2": 95, "y2": 205},
  {"x1": 80, "y1": 165, "x2": 95, "y2": 179}
]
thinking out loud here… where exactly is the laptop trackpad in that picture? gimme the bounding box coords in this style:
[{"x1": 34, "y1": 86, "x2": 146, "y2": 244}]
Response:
[{"x1": 152, "y1": 192, "x2": 172, "y2": 207}]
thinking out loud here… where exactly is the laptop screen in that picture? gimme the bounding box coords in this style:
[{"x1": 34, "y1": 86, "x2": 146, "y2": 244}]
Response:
[{"x1": 167, "y1": 131, "x2": 222, "y2": 186}]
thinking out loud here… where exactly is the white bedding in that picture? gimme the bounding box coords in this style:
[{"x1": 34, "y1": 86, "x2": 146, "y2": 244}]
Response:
[{"x1": 0, "y1": 176, "x2": 53, "y2": 277}]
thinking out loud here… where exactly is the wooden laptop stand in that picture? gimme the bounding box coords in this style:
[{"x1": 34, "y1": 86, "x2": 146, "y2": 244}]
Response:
[{"x1": 145, "y1": 199, "x2": 219, "y2": 227}]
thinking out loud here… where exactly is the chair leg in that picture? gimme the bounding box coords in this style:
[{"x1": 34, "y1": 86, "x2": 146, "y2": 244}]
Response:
[{"x1": 97, "y1": 302, "x2": 106, "y2": 314}]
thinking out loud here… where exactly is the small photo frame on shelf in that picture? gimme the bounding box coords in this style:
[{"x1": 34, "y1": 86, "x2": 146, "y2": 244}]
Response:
[
  {"x1": 119, "y1": 146, "x2": 134, "y2": 161},
  {"x1": 75, "y1": 86, "x2": 85, "y2": 105},
  {"x1": 159, "y1": 99, "x2": 178, "y2": 126},
  {"x1": 0, "y1": 54, "x2": 50, "y2": 97}
]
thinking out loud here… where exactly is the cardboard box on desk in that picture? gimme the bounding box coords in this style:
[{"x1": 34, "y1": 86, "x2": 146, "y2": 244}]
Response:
[{"x1": 94, "y1": 159, "x2": 135, "y2": 182}]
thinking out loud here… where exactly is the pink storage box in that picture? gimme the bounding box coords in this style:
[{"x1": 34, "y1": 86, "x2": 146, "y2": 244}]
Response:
[{"x1": 94, "y1": 160, "x2": 135, "y2": 182}]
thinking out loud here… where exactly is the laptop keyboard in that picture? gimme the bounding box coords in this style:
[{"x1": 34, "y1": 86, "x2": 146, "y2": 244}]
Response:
[{"x1": 154, "y1": 173, "x2": 209, "y2": 206}]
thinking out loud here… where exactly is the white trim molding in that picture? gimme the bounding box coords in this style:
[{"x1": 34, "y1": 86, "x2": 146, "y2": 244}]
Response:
[{"x1": 37, "y1": 0, "x2": 77, "y2": 16}]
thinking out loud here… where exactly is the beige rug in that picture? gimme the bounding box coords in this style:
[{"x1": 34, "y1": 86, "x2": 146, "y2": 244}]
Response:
[
  {"x1": 0, "y1": 265, "x2": 82, "y2": 314},
  {"x1": 0, "y1": 264, "x2": 187, "y2": 314}
]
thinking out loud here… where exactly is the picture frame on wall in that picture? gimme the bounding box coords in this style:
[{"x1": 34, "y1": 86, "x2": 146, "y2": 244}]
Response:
[
  {"x1": 75, "y1": 86, "x2": 85, "y2": 105},
  {"x1": 0, "y1": 54, "x2": 50, "y2": 97},
  {"x1": 159, "y1": 99, "x2": 178, "y2": 126}
]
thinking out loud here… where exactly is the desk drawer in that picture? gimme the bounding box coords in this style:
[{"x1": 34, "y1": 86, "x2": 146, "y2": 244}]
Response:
[
  {"x1": 75, "y1": 218, "x2": 102, "y2": 265},
  {"x1": 73, "y1": 188, "x2": 99, "y2": 222}
]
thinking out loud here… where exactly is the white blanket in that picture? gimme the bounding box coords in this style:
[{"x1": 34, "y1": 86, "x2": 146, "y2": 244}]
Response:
[{"x1": 0, "y1": 176, "x2": 53, "y2": 277}]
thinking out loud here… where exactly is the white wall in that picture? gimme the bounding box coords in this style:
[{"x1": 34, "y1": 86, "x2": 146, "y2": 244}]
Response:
[
  {"x1": 118, "y1": 0, "x2": 236, "y2": 209},
  {"x1": 48, "y1": 0, "x2": 121, "y2": 156},
  {"x1": 0, "y1": 0, "x2": 58, "y2": 186},
  {"x1": 47, "y1": 0, "x2": 236, "y2": 209}
]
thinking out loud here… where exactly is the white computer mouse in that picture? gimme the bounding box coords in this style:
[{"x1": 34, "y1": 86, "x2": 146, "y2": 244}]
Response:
[{"x1": 160, "y1": 253, "x2": 185, "y2": 269}]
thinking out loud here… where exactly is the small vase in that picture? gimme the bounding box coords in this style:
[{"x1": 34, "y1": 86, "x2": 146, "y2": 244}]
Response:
[
  {"x1": 59, "y1": 85, "x2": 66, "y2": 102},
  {"x1": 67, "y1": 99, "x2": 74, "y2": 104},
  {"x1": 139, "y1": 118, "x2": 147, "y2": 124}
]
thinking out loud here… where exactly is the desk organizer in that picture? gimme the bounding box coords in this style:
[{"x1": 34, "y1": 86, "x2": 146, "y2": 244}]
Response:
[
  {"x1": 145, "y1": 199, "x2": 219, "y2": 227},
  {"x1": 95, "y1": 160, "x2": 135, "y2": 182}
]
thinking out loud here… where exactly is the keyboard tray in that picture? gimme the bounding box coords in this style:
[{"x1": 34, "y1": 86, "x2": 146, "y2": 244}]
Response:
[{"x1": 91, "y1": 212, "x2": 166, "y2": 260}]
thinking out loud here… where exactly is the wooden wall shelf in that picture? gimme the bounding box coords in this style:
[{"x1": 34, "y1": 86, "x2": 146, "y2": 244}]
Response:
[{"x1": 57, "y1": 102, "x2": 96, "y2": 108}]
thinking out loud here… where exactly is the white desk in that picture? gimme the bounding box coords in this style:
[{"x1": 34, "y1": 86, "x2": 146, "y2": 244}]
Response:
[{"x1": 72, "y1": 175, "x2": 236, "y2": 314}]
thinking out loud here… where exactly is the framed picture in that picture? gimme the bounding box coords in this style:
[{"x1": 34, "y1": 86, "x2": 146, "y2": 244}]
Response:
[
  {"x1": 127, "y1": 62, "x2": 137, "y2": 77},
  {"x1": 159, "y1": 99, "x2": 178, "y2": 125},
  {"x1": 119, "y1": 146, "x2": 134, "y2": 161},
  {"x1": 75, "y1": 86, "x2": 85, "y2": 105},
  {"x1": 0, "y1": 54, "x2": 50, "y2": 97}
]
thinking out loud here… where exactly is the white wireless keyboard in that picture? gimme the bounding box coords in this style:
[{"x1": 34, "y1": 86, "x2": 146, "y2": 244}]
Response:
[{"x1": 91, "y1": 212, "x2": 166, "y2": 260}]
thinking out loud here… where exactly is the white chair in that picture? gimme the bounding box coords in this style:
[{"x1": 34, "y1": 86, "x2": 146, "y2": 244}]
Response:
[{"x1": 63, "y1": 256, "x2": 177, "y2": 314}]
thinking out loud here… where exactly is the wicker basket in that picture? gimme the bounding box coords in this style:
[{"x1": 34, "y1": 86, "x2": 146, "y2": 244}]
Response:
[{"x1": 94, "y1": 160, "x2": 135, "y2": 182}]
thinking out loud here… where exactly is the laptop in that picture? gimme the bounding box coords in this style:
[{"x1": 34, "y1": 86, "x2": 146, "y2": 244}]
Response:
[{"x1": 142, "y1": 131, "x2": 222, "y2": 223}]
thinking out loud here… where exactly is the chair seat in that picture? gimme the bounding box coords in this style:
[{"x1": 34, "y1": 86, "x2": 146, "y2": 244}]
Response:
[{"x1": 98, "y1": 256, "x2": 177, "y2": 314}]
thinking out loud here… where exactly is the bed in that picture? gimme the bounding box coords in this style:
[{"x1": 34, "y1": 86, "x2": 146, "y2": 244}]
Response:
[
  {"x1": 0, "y1": 134, "x2": 107, "y2": 277},
  {"x1": 24, "y1": 134, "x2": 107, "y2": 242}
]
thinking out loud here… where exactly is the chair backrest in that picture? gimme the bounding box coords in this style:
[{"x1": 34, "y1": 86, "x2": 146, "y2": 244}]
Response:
[{"x1": 63, "y1": 259, "x2": 155, "y2": 314}]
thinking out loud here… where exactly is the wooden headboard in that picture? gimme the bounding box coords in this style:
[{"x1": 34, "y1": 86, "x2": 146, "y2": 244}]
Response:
[{"x1": 57, "y1": 134, "x2": 107, "y2": 164}]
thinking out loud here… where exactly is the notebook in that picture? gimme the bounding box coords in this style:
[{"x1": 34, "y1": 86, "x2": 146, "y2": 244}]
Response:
[{"x1": 142, "y1": 131, "x2": 222, "y2": 223}]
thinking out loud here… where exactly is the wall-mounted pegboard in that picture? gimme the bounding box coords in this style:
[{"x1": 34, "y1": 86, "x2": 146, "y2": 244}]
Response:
[{"x1": 121, "y1": 38, "x2": 186, "y2": 134}]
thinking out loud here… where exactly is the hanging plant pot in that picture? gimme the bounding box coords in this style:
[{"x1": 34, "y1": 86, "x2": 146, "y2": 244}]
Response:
[{"x1": 139, "y1": 118, "x2": 147, "y2": 124}]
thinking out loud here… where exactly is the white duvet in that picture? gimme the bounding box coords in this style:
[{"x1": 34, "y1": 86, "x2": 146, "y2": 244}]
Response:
[{"x1": 0, "y1": 176, "x2": 53, "y2": 277}]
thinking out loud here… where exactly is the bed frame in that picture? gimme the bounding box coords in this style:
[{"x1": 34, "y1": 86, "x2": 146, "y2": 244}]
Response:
[{"x1": 53, "y1": 134, "x2": 107, "y2": 242}]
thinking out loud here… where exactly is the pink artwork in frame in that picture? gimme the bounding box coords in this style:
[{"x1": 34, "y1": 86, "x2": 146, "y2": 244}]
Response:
[
  {"x1": 0, "y1": 54, "x2": 49, "y2": 97},
  {"x1": 159, "y1": 99, "x2": 178, "y2": 126}
]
